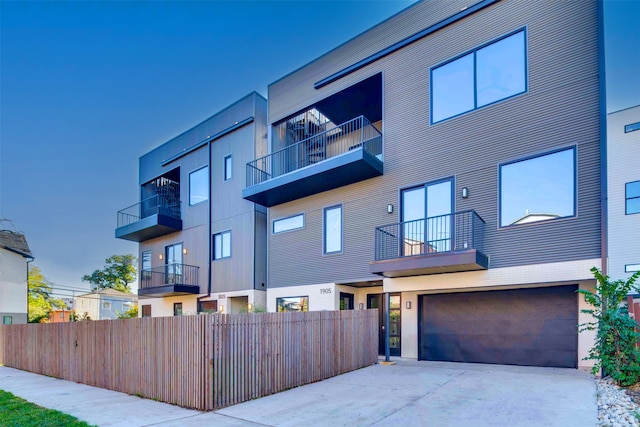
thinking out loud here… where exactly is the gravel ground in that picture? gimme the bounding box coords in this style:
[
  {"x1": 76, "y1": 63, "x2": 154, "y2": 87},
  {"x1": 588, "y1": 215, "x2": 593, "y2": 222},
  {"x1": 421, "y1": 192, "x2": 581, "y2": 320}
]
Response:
[{"x1": 597, "y1": 377, "x2": 640, "y2": 427}]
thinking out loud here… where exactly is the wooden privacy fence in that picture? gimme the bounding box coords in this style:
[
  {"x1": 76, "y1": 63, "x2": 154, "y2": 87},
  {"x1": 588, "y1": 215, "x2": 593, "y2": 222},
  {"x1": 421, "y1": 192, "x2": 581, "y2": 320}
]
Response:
[{"x1": 0, "y1": 310, "x2": 378, "y2": 410}]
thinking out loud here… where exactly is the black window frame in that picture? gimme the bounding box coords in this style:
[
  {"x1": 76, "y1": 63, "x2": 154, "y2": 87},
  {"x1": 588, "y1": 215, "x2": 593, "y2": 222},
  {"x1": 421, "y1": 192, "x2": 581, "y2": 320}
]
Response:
[
  {"x1": 625, "y1": 122, "x2": 640, "y2": 133},
  {"x1": 272, "y1": 213, "x2": 305, "y2": 234},
  {"x1": 224, "y1": 154, "x2": 232, "y2": 181},
  {"x1": 213, "y1": 230, "x2": 232, "y2": 260},
  {"x1": 323, "y1": 204, "x2": 343, "y2": 255},
  {"x1": 498, "y1": 146, "x2": 577, "y2": 228},
  {"x1": 173, "y1": 302, "x2": 183, "y2": 316},
  {"x1": 430, "y1": 28, "x2": 527, "y2": 124},
  {"x1": 188, "y1": 166, "x2": 209, "y2": 206},
  {"x1": 626, "y1": 180, "x2": 640, "y2": 215}
]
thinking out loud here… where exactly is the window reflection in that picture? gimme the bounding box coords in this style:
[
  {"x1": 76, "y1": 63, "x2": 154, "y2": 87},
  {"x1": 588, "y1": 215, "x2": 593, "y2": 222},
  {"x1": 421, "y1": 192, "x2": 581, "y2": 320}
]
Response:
[
  {"x1": 324, "y1": 205, "x2": 342, "y2": 254},
  {"x1": 500, "y1": 148, "x2": 575, "y2": 227},
  {"x1": 189, "y1": 167, "x2": 209, "y2": 205},
  {"x1": 431, "y1": 30, "x2": 526, "y2": 123},
  {"x1": 277, "y1": 296, "x2": 309, "y2": 312}
]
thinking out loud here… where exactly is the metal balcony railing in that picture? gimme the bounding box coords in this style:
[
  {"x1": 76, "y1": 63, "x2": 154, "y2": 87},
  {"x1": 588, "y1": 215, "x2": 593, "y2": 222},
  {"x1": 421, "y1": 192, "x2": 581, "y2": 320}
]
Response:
[
  {"x1": 374, "y1": 210, "x2": 485, "y2": 261},
  {"x1": 139, "y1": 263, "x2": 199, "y2": 289},
  {"x1": 117, "y1": 194, "x2": 181, "y2": 228},
  {"x1": 246, "y1": 115, "x2": 382, "y2": 187}
]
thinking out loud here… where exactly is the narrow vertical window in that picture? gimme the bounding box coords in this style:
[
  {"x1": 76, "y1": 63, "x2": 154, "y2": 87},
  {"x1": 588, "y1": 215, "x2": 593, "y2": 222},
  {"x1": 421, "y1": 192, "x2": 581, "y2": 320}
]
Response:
[
  {"x1": 189, "y1": 166, "x2": 209, "y2": 205},
  {"x1": 324, "y1": 205, "x2": 342, "y2": 254},
  {"x1": 224, "y1": 155, "x2": 232, "y2": 181},
  {"x1": 173, "y1": 303, "x2": 183, "y2": 316},
  {"x1": 213, "y1": 231, "x2": 232, "y2": 259}
]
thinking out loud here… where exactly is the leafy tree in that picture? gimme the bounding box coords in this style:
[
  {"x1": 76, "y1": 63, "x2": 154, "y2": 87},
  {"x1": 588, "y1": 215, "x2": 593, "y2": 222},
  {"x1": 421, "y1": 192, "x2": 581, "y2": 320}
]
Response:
[
  {"x1": 71, "y1": 312, "x2": 92, "y2": 322},
  {"x1": 579, "y1": 267, "x2": 640, "y2": 386},
  {"x1": 117, "y1": 305, "x2": 139, "y2": 319},
  {"x1": 28, "y1": 266, "x2": 66, "y2": 323},
  {"x1": 82, "y1": 255, "x2": 136, "y2": 293}
]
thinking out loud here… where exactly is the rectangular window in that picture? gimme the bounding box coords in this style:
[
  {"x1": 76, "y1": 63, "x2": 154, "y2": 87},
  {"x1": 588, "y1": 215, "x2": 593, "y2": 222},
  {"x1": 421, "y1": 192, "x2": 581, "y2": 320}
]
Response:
[
  {"x1": 276, "y1": 296, "x2": 309, "y2": 312},
  {"x1": 626, "y1": 181, "x2": 640, "y2": 215},
  {"x1": 431, "y1": 29, "x2": 526, "y2": 123},
  {"x1": 142, "y1": 305, "x2": 152, "y2": 317},
  {"x1": 324, "y1": 205, "x2": 342, "y2": 254},
  {"x1": 625, "y1": 122, "x2": 640, "y2": 133},
  {"x1": 198, "y1": 300, "x2": 218, "y2": 313},
  {"x1": 273, "y1": 214, "x2": 304, "y2": 234},
  {"x1": 213, "y1": 231, "x2": 231, "y2": 260},
  {"x1": 626, "y1": 264, "x2": 640, "y2": 273},
  {"x1": 189, "y1": 166, "x2": 209, "y2": 205},
  {"x1": 500, "y1": 147, "x2": 576, "y2": 227},
  {"x1": 141, "y1": 250, "x2": 152, "y2": 286},
  {"x1": 224, "y1": 155, "x2": 232, "y2": 181},
  {"x1": 102, "y1": 302, "x2": 111, "y2": 310},
  {"x1": 3, "y1": 316, "x2": 12, "y2": 325},
  {"x1": 173, "y1": 303, "x2": 183, "y2": 316}
]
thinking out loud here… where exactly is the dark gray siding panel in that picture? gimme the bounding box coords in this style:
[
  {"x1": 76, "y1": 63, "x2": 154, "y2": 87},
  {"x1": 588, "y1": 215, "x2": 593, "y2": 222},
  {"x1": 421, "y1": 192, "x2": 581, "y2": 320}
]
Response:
[{"x1": 267, "y1": 0, "x2": 601, "y2": 288}]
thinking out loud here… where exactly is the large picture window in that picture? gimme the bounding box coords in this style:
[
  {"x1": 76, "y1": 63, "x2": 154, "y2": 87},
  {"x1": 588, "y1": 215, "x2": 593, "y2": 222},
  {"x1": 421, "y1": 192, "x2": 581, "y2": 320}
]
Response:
[
  {"x1": 324, "y1": 205, "x2": 342, "y2": 254},
  {"x1": 276, "y1": 296, "x2": 309, "y2": 312},
  {"x1": 500, "y1": 147, "x2": 576, "y2": 227},
  {"x1": 213, "y1": 231, "x2": 231, "y2": 260},
  {"x1": 627, "y1": 181, "x2": 640, "y2": 214},
  {"x1": 431, "y1": 30, "x2": 526, "y2": 123},
  {"x1": 189, "y1": 166, "x2": 208, "y2": 205}
]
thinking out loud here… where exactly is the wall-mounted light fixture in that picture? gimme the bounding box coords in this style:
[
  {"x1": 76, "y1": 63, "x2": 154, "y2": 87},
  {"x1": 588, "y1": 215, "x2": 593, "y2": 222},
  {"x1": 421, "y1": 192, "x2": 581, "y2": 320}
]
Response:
[
  {"x1": 387, "y1": 204, "x2": 394, "y2": 214},
  {"x1": 359, "y1": 303, "x2": 364, "y2": 310},
  {"x1": 158, "y1": 254, "x2": 164, "y2": 260},
  {"x1": 248, "y1": 303, "x2": 254, "y2": 312},
  {"x1": 406, "y1": 301, "x2": 412, "y2": 309},
  {"x1": 462, "y1": 187, "x2": 469, "y2": 199},
  {"x1": 183, "y1": 248, "x2": 188, "y2": 255},
  {"x1": 218, "y1": 305, "x2": 224, "y2": 313}
]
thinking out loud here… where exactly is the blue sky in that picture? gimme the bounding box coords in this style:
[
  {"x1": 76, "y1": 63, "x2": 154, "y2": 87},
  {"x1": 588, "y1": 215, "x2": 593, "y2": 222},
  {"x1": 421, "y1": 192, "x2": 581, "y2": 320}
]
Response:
[{"x1": 1, "y1": 0, "x2": 638, "y2": 294}]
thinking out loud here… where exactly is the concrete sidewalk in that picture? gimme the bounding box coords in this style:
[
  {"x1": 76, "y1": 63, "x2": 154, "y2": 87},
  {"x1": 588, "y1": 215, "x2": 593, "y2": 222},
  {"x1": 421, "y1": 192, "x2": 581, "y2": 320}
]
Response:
[{"x1": 0, "y1": 360, "x2": 597, "y2": 427}]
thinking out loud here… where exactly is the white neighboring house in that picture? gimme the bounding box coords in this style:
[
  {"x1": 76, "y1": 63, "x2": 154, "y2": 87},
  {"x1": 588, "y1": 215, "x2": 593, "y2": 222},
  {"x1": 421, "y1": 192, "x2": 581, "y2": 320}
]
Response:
[
  {"x1": 0, "y1": 230, "x2": 33, "y2": 324},
  {"x1": 74, "y1": 288, "x2": 137, "y2": 320},
  {"x1": 607, "y1": 105, "x2": 640, "y2": 282}
]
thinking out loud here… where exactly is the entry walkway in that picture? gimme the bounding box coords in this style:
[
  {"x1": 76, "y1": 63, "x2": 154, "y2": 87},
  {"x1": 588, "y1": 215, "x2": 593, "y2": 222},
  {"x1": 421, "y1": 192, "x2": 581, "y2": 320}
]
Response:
[{"x1": 0, "y1": 360, "x2": 597, "y2": 426}]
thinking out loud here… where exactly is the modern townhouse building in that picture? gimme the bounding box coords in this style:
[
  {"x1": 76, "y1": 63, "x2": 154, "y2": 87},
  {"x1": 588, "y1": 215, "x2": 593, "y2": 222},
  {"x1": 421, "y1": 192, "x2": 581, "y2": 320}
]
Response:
[
  {"x1": 607, "y1": 105, "x2": 640, "y2": 282},
  {"x1": 0, "y1": 230, "x2": 33, "y2": 325},
  {"x1": 243, "y1": 0, "x2": 605, "y2": 369},
  {"x1": 116, "y1": 93, "x2": 268, "y2": 317}
]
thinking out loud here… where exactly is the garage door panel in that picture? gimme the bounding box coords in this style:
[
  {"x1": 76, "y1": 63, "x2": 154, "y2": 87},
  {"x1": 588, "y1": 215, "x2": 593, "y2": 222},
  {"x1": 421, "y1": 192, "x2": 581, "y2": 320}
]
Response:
[{"x1": 419, "y1": 285, "x2": 578, "y2": 368}]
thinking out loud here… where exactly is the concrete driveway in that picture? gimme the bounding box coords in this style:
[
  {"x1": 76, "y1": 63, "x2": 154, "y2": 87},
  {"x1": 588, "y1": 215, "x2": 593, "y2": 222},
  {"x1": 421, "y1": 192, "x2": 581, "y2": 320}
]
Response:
[{"x1": 0, "y1": 360, "x2": 597, "y2": 427}]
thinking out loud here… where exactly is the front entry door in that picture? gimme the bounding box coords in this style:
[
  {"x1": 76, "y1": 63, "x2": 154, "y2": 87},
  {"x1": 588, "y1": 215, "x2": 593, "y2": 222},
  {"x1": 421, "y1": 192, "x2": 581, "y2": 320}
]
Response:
[{"x1": 367, "y1": 293, "x2": 401, "y2": 356}]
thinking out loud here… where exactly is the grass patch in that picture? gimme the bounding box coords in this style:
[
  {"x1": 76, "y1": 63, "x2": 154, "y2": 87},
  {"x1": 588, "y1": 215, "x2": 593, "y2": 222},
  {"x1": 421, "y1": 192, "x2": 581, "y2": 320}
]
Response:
[{"x1": 0, "y1": 389, "x2": 95, "y2": 427}]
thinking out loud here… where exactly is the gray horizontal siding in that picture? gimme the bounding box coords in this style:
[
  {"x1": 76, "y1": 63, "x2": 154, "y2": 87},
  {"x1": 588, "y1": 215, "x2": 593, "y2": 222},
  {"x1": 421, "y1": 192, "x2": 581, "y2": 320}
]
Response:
[{"x1": 267, "y1": 0, "x2": 601, "y2": 288}]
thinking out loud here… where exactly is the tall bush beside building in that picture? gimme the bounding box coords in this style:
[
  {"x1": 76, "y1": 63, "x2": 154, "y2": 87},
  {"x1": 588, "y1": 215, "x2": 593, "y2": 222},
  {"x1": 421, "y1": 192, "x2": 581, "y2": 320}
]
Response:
[{"x1": 580, "y1": 267, "x2": 640, "y2": 386}]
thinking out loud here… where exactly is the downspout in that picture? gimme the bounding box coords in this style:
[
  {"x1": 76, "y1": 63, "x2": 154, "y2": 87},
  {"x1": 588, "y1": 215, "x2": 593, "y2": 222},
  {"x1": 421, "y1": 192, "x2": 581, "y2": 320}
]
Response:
[
  {"x1": 597, "y1": 0, "x2": 608, "y2": 276},
  {"x1": 197, "y1": 137, "x2": 213, "y2": 310}
]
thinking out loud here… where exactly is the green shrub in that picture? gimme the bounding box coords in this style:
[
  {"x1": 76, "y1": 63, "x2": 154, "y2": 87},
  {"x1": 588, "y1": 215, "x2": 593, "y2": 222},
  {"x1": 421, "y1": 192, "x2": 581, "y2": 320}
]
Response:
[{"x1": 579, "y1": 267, "x2": 640, "y2": 386}]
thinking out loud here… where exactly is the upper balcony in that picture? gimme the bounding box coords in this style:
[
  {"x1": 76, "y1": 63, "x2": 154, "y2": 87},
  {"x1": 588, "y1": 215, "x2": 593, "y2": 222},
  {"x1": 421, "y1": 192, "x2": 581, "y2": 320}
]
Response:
[
  {"x1": 242, "y1": 115, "x2": 383, "y2": 207},
  {"x1": 115, "y1": 194, "x2": 182, "y2": 242},
  {"x1": 138, "y1": 263, "x2": 199, "y2": 298},
  {"x1": 369, "y1": 210, "x2": 488, "y2": 278}
]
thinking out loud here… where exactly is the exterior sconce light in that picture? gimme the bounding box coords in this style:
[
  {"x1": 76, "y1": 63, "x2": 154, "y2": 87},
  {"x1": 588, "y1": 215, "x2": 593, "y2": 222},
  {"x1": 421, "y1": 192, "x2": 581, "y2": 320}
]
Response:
[
  {"x1": 359, "y1": 303, "x2": 364, "y2": 310},
  {"x1": 406, "y1": 301, "x2": 412, "y2": 309},
  {"x1": 248, "y1": 303, "x2": 254, "y2": 312},
  {"x1": 183, "y1": 248, "x2": 188, "y2": 255},
  {"x1": 158, "y1": 254, "x2": 164, "y2": 260},
  {"x1": 387, "y1": 204, "x2": 394, "y2": 214},
  {"x1": 218, "y1": 305, "x2": 224, "y2": 313},
  {"x1": 462, "y1": 187, "x2": 469, "y2": 199}
]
